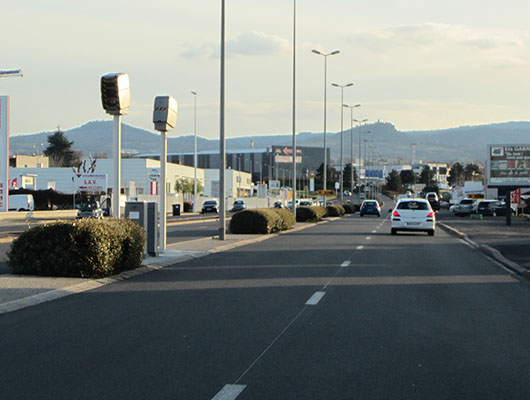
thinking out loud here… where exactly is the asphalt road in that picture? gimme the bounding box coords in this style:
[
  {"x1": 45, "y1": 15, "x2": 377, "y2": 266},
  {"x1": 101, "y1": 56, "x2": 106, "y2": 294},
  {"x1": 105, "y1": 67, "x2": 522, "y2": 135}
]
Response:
[{"x1": 2, "y1": 213, "x2": 530, "y2": 399}]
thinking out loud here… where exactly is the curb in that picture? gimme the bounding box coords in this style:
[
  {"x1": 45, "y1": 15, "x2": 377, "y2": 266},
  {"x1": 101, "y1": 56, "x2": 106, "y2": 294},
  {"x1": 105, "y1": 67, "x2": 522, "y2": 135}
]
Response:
[
  {"x1": 438, "y1": 222, "x2": 530, "y2": 279},
  {"x1": 0, "y1": 218, "x2": 332, "y2": 315}
]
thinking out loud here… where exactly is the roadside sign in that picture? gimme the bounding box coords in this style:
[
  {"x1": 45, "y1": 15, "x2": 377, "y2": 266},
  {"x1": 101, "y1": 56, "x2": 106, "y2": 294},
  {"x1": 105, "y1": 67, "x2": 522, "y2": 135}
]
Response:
[
  {"x1": 317, "y1": 190, "x2": 334, "y2": 196},
  {"x1": 269, "y1": 180, "x2": 280, "y2": 190},
  {"x1": 487, "y1": 144, "x2": 530, "y2": 187},
  {"x1": 148, "y1": 168, "x2": 160, "y2": 182},
  {"x1": 73, "y1": 174, "x2": 108, "y2": 193}
]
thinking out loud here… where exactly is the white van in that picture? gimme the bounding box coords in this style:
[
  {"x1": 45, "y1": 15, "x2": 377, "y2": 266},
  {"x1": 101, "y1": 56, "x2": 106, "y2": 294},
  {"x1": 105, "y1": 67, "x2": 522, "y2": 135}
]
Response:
[{"x1": 8, "y1": 194, "x2": 35, "y2": 211}]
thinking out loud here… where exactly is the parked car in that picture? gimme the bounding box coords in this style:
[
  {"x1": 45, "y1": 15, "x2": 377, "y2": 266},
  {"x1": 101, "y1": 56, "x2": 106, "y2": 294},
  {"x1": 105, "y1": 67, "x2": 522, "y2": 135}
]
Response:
[
  {"x1": 299, "y1": 200, "x2": 313, "y2": 206},
  {"x1": 490, "y1": 200, "x2": 516, "y2": 217},
  {"x1": 231, "y1": 200, "x2": 246, "y2": 212},
  {"x1": 344, "y1": 190, "x2": 351, "y2": 196},
  {"x1": 76, "y1": 201, "x2": 104, "y2": 219},
  {"x1": 8, "y1": 194, "x2": 34, "y2": 211},
  {"x1": 391, "y1": 198, "x2": 435, "y2": 236},
  {"x1": 201, "y1": 199, "x2": 219, "y2": 214},
  {"x1": 273, "y1": 201, "x2": 284, "y2": 208},
  {"x1": 360, "y1": 200, "x2": 381, "y2": 217},
  {"x1": 425, "y1": 192, "x2": 440, "y2": 211},
  {"x1": 452, "y1": 198, "x2": 477, "y2": 216}
]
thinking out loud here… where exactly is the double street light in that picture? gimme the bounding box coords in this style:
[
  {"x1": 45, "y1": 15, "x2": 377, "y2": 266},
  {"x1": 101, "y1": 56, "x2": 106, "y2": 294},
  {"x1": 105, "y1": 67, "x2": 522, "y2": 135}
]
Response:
[
  {"x1": 343, "y1": 103, "x2": 361, "y2": 194},
  {"x1": 353, "y1": 118, "x2": 368, "y2": 204},
  {"x1": 332, "y1": 82, "x2": 353, "y2": 203},
  {"x1": 311, "y1": 49, "x2": 340, "y2": 197}
]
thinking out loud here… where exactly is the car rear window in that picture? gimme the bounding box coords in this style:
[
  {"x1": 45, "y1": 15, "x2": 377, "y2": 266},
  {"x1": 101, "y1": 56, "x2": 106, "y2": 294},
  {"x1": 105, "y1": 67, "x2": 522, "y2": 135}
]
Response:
[
  {"x1": 364, "y1": 201, "x2": 377, "y2": 206},
  {"x1": 397, "y1": 201, "x2": 429, "y2": 210}
]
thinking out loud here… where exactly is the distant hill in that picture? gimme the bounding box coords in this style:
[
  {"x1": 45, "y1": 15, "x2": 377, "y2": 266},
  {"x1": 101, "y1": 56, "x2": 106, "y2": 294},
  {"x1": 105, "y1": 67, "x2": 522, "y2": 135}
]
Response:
[{"x1": 10, "y1": 120, "x2": 530, "y2": 164}]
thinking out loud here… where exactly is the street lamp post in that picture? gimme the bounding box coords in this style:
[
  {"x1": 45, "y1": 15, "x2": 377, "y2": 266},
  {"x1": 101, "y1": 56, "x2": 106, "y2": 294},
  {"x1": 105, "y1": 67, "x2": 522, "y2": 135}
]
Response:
[
  {"x1": 332, "y1": 82, "x2": 353, "y2": 203},
  {"x1": 291, "y1": 0, "x2": 297, "y2": 214},
  {"x1": 311, "y1": 49, "x2": 340, "y2": 199},
  {"x1": 343, "y1": 104, "x2": 361, "y2": 195},
  {"x1": 353, "y1": 119, "x2": 368, "y2": 205},
  {"x1": 219, "y1": 0, "x2": 226, "y2": 240},
  {"x1": 191, "y1": 91, "x2": 198, "y2": 213}
]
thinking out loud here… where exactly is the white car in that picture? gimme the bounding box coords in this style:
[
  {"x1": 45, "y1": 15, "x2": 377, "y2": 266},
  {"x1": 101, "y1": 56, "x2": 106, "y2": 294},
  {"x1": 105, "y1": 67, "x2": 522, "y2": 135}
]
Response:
[{"x1": 391, "y1": 198, "x2": 435, "y2": 236}]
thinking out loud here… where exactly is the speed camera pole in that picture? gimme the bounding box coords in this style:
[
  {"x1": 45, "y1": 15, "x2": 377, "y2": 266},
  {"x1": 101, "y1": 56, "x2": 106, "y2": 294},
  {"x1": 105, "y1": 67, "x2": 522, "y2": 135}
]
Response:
[
  {"x1": 100, "y1": 73, "x2": 130, "y2": 218},
  {"x1": 153, "y1": 96, "x2": 178, "y2": 251}
]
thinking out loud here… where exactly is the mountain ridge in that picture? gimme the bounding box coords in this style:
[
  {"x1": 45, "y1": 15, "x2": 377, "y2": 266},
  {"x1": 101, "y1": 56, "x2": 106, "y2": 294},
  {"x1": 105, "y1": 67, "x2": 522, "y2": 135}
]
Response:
[{"x1": 10, "y1": 120, "x2": 530, "y2": 164}]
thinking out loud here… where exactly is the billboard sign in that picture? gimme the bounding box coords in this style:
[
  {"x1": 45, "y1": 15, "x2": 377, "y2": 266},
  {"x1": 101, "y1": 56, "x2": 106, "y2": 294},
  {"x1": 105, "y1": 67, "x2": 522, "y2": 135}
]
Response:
[
  {"x1": 273, "y1": 146, "x2": 302, "y2": 164},
  {"x1": 74, "y1": 174, "x2": 108, "y2": 193},
  {"x1": 0, "y1": 96, "x2": 9, "y2": 212},
  {"x1": 487, "y1": 144, "x2": 530, "y2": 187}
]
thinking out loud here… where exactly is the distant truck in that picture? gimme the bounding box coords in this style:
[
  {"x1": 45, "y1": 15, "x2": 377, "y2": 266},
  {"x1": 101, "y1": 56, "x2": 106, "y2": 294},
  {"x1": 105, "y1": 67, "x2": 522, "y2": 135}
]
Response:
[{"x1": 8, "y1": 194, "x2": 34, "y2": 211}]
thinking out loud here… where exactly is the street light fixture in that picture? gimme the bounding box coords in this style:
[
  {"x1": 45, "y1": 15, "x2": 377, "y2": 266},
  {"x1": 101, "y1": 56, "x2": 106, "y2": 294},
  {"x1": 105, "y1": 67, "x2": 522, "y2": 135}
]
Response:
[
  {"x1": 311, "y1": 49, "x2": 340, "y2": 199},
  {"x1": 343, "y1": 104, "x2": 361, "y2": 194},
  {"x1": 353, "y1": 118, "x2": 368, "y2": 205},
  {"x1": 191, "y1": 91, "x2": 198, "y2": 213},
  {"x1": 332, "y1": 82, "x2": 353, "y2": 203}
]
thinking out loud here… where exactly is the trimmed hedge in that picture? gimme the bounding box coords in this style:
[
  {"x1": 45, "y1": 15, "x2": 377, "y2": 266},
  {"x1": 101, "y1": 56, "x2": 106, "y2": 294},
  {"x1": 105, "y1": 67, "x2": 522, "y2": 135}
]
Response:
[
  {"x1": 343, "y1": 204, "x2": 358, "y2": 214},
  {"x1": 229, "y1": 209, "x2": 285, "y2": 234},
  {"x1": 7, "y1": 219, "x2": 146, "y2": 278},
  {"x1": 270, "y1": 208, "x2": 296, "y2": 230},
  {"x1": 296, "y1": 206, "x2": 327, "y2": 222},
  {"x1": 326, "y1": 205, "x2": 346, "y2": 217},
  {"x1": 183, "y1": 201, "x2": 193, "y2": 212}
]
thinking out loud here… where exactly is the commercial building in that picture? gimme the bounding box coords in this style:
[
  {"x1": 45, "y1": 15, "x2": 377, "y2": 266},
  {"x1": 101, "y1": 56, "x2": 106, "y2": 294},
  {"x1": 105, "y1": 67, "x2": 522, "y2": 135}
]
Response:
[{"x1": 134, "y1": 145, "x2": 328, "y2": 186}]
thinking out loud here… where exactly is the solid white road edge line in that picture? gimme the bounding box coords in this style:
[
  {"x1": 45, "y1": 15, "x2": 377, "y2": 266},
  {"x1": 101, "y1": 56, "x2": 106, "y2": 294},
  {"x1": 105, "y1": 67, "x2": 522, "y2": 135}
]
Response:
[
  {"x1": 211, "y1": 384, "x2": 246, "y2": 400},
  {"x1": 306, "y1": 291, "x2": 326, "y2": 306}
]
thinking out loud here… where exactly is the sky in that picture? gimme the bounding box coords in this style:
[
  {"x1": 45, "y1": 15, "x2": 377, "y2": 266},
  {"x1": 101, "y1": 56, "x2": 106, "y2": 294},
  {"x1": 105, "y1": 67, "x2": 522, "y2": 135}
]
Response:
[{"x1": 2, "y1": 0, "x2": 530, "y2": 139}]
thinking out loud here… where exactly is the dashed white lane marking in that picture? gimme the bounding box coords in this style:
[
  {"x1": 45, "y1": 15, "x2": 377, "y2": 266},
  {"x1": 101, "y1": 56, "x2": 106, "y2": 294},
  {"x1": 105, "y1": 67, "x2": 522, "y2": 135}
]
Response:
[
  {"x1": 341, "y1": 261, "x2": 351, "y2": 267},
  {"x1": 366, "y1": 237, "x2": 372, "y2": 240},
  {"x1": 211, "y1": 384, "x2": 246, "y2": 400},
  {"x1": 372, "y1": 230, "x2": 377, "y2": 233},
  {"x1": 306, "y1": 291, "x2": 326, "y2": 305},
  {"x1": 357, "y1": 245, "x2": 364, "y2": 250}
]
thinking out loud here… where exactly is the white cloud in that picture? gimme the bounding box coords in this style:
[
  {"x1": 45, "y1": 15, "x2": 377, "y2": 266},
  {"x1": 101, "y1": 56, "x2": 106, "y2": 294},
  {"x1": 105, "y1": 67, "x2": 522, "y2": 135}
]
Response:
[
  {"x1": 348, "y1": 23, "x2": 526, "y2": 52},
  {"x1": 179, "y1": 31, "x2": 290, "y2": 59}
]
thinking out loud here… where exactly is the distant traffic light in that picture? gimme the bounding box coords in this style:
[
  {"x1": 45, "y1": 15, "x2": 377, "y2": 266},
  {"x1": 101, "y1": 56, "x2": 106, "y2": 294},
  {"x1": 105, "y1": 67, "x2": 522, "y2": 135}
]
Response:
[{"x1": 100, "y1": 73, "x2": 130, "y2": 116}]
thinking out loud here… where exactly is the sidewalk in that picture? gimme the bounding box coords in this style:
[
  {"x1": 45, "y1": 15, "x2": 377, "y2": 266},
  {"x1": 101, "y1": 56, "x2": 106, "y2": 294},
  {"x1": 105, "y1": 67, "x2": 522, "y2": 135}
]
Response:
[
  {"x1": 0, "y1": 221, "x2": 324, "y2": 315},
  {"x1": 438, "y1": 212, "x2": 530, "y2": 279}
]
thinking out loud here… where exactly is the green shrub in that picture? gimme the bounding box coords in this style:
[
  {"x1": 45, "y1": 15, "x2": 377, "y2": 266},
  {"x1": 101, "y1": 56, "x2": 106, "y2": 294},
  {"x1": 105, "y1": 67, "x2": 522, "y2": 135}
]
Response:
[
  {"x1": 343, "y1": 204, "x2": 358, "y2": 214},
  {"x1": 296, "y1": 206, "x2": 327, "y2": 222},
  {"x1": 7, "y1": 219, "x2": 146, "y2": 278},
  {"x1": 270, "y1": 208, "x2": 296, "y2": 230},
  {"x1": 229, "y1": 209, "x2": 283, "y2": 234},
  {"x1": 326, "y1": 205, "x2": 345, "y2": 217},
  {"x1": 183, "y1": 201, "x2": 193, "y2": 212}
]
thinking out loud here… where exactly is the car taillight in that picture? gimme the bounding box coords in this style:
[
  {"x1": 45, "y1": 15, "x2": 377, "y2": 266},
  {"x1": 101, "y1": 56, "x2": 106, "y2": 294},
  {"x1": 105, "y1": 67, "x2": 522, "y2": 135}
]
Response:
[
  {"x1": 427, "y1": 211, "x2": 434, "y2": 218},
  {"x1": 393, "y1": 211, "x2": 400, "y2": 217}
]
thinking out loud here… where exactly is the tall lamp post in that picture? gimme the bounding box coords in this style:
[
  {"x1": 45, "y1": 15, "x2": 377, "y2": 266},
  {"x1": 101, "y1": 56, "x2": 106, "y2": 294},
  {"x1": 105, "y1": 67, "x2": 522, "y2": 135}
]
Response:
[
  {"x1": 311, "y1": 49, "x2": 340, "y2": 198},
  {"x1": 291, "y1": 0, "x2": 297, "y2": 214},
  {"x1": 343, "y1": 103, "x2": 361, "y2": 195},
  {"x1": 219, "y1": 0, "x2": 226, "y2": 240},
  {"x1": 331, "y1": 82, "x2": 353, "y2": 203},
  {"x1": 353, "y1": 118, "x2": 368, "y2": 205},
  {"x1": 191, "y1": 91, "x2": 198, "y2": 213}
]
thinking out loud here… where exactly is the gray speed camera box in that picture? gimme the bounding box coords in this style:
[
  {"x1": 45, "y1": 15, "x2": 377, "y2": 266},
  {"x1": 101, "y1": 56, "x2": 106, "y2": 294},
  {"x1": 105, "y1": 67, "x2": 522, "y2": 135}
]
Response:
[
  {"x1": 153, "y1": 96, "x2": 178, "y2": 132},
  {"x1": 101, "y1": 73, "x2": 130, "y2": 115}
]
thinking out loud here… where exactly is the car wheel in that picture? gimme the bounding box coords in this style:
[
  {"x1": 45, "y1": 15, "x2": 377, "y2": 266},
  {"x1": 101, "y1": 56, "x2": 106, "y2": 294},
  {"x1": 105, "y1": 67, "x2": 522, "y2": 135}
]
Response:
[
  {"x1": 428, "y1": 230, "x2": 434, "y2": 236},
  {"x1": 391, "y1": 228, "x2": 397, "y2": 235},
  {"x1": 360, "y1": 214, "x2": 364, "y2": 217}
]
